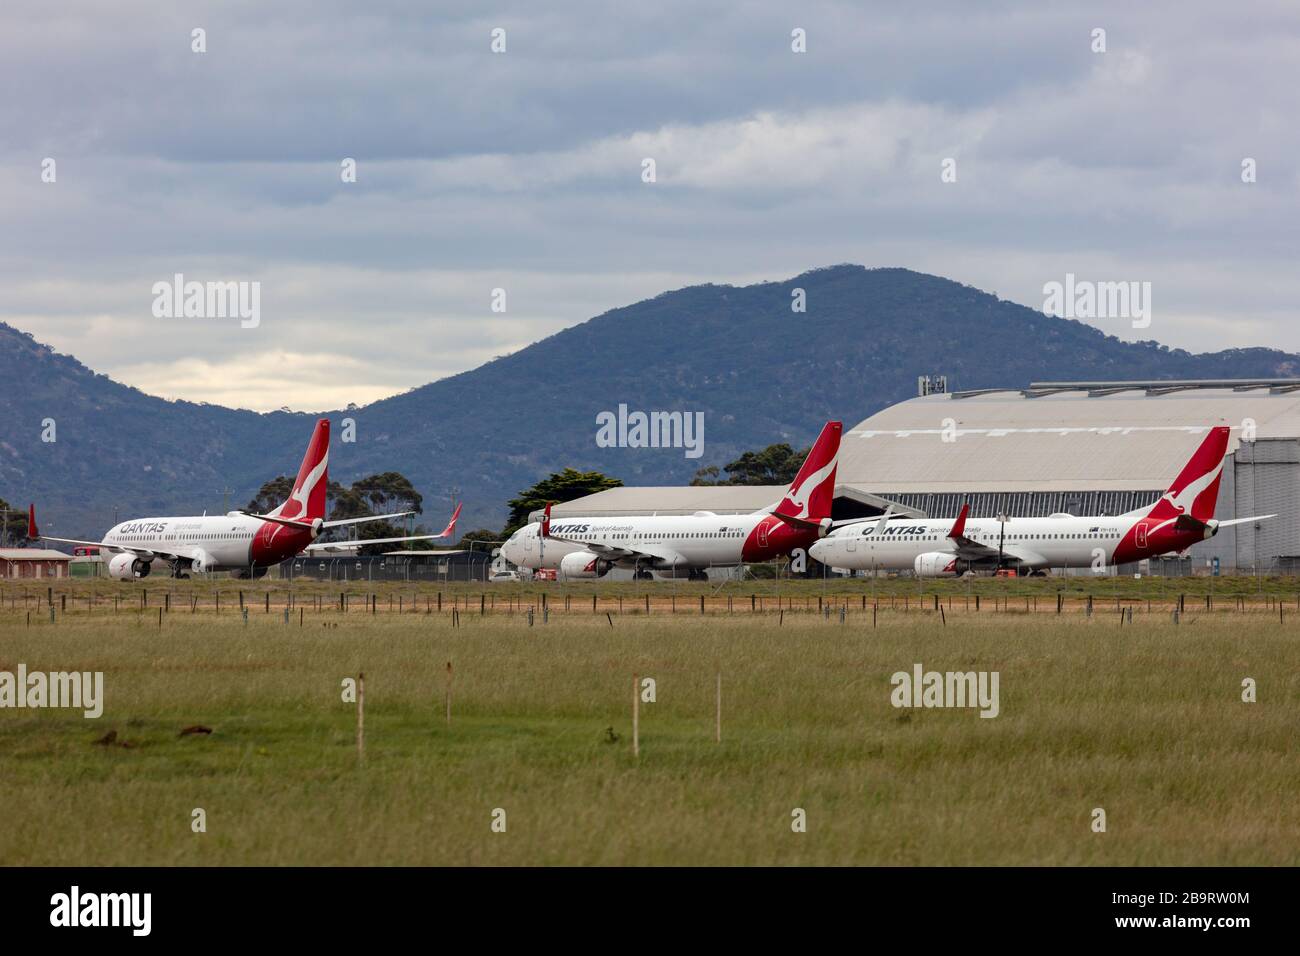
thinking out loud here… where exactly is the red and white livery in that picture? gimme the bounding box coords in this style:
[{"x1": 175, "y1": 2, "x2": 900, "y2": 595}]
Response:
[
  {"x1": 500, "y1": 421, "x2": 843, "y2": 580},
  {"x1": 29, "y1": 419, "x2": 460, "y2": 579},
  {"x1": 809, "y1": 425, "x2": 1273, "y2": 576}
]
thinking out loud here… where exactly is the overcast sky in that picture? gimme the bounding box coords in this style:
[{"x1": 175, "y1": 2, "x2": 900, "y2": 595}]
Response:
[{"x1": 4, "y1": 1, "x2": 1298, "y2": 411}]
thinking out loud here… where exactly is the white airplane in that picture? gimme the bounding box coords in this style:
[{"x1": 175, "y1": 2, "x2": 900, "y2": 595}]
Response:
[
  {"x1": 28, "y1": 419, "x2": 461, "y2": 579},
  {"x1": 500, "y1": 421, "x2": 842, "y2": 580},
  {"x1": 809, "y1": 425, "x2": 1274, "y2": 577}
]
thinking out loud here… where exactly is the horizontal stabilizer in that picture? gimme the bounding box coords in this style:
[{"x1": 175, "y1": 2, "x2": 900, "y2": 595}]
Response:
[
  {"x1": 321, "y1": 511, "x2": 416, "y2": 529},
  {"x1": 1215, "y1": 514, "x2": 1277, "y2": 528}
]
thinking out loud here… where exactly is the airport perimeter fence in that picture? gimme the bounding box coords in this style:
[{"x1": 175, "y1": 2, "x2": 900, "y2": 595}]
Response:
[{"x1": 5, "y1": 581, "x2": 1300, "y2": 624}]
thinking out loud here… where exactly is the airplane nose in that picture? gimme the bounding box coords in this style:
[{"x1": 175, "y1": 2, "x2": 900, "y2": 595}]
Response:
[{"x1": 809, "y1": 540, "x2": 829, "y2": 561}]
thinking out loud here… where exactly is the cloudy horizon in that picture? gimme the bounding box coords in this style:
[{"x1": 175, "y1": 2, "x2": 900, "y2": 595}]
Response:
[{"x1": 5, "y1": 1, "x2": 1298, "y2": 411}]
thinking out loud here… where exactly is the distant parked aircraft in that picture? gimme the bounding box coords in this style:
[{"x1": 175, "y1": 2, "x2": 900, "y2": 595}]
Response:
[{"x1": 29, "y1": 419, "x2": 460, "y2": 579}]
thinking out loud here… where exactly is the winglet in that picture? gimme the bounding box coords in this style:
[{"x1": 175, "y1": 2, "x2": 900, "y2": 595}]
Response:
[
  {"x1": 541, "y1": 502, "x2": 552, "y2": 538},
  {"x1": 947, "y1": 503, "x2": 969, "y2": 540},
  {"x1": 874, "y1": 504, "x2": 894, "y2": 535},
  {"x1": 27, "y1": 503, "x2": 38, "y2": 541},
  {"x1": 438, "y1": 502, "x2": 463, "y2": 539}
]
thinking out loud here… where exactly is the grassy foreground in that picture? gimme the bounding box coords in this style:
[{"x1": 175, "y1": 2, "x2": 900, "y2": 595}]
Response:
[{"x1": 1, "y1": 604, "x2": 1297, "y2": 866}]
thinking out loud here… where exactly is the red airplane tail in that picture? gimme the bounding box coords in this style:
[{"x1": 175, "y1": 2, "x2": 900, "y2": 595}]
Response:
[
  {"x1": 438, "y1": 503, "x2": 463, "y2": 539},
  {"x1": 1146, "y1": 425, "x2": 1230, "y2": 522},
  {"x1": 773, "y1": 421, "x2": 842, "y2": 523},
  {"x1": 270, "y1": 419, "x2": 330, "y2": 521}
]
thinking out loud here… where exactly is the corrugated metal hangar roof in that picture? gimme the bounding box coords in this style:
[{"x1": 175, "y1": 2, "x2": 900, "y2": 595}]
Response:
[
  {"x1": 841, "y1": 383, "x2": 1300, "y2": 494},
  {"x1": 544, "y1": 381, "x2": 1300, "y2": 522}
]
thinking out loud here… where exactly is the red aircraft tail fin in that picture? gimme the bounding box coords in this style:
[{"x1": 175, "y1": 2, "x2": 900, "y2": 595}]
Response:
[{"x1": 773, "y1": 421, "x2": 842, "y2": 522}]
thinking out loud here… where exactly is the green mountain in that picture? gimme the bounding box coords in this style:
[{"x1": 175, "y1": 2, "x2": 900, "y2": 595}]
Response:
[{"x1": 3, "y1": 265, "x2": 1297, "y2": 538}]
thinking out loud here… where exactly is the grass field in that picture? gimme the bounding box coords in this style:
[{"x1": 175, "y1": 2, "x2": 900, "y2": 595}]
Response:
[{"x1": 2, "y1": 579, "x2": 1298, "y2": 865}]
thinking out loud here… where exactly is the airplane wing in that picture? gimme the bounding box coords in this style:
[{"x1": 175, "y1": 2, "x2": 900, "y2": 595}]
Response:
[
  {"x1": 547, "y1": 535, "x2": 687, "y2": 568},
  {"x1": 538, "y1": 502, "x2": 687, "y2": 568},
  {"x1": 994, "y1": 545, "x2": 1047, "y2": 566},
  {"x1": 303, "y1": 503, "x2": 463, "y2": 553},
  {"x1": 320, "y1": 511, "x2": 416, "y2": 529},
  {"x1": 26, "y1": 504, "x2": 186, "y2": 560},
  {"x1": 239, "y1": 509, "x2": 420, "y2": 531},
  {"x1": 944, "y1": 504, "x2": 996, "y2": 559},
  {"x1": 829, "y1": 504, "x2": 891, "y2": 531},
  {"x1": 33, "y1": 534, "x2": 194, "y2": 561},
  {"x1": 941, "y1": 504, "x2": 1040, "y2": 565},
  {"x1": 305, "y1": 533, "x2": 448, "y2": 553}
]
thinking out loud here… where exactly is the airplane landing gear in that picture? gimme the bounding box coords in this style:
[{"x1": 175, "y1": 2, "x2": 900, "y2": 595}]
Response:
[
  {"x1": 634, "y1": 569, "x2": 654, "y2": 580},
  {"x1": 687, "y1": 569, "x2": 709, "y2": 582}
]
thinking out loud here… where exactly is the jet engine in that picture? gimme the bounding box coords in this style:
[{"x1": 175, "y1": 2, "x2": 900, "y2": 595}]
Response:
[
  {"x1": 913, "y1": 551, "x2": 960, "y2": 578},
  {"x1": 108, "y1": 553, "x2": 153, "y2": 580},
  {"x1": 558, "y1": 551, "x2": 612, "y2": 580},
  {"x1": 190, "y1": 550, "x2": 217, "y2": 574}
]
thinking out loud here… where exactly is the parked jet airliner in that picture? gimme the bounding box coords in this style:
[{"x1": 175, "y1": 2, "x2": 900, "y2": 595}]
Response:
[
  {"x1": 500, "y1": 421, "x2": 842, "y2": 580},
  {"x1": 809, "y1": 425, "x2": 1273, "y2": 576},
  {"x1": 29, "y1": 419, "x2": 461, "y2": 579}
]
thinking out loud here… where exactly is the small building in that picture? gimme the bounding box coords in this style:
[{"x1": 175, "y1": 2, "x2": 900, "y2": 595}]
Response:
[
  {"x1": 280, "y1": 549, "x2": 493, "y2": 582},
  {"x1": 0, "y1": 548, "x2": 72, "y2": 579}
]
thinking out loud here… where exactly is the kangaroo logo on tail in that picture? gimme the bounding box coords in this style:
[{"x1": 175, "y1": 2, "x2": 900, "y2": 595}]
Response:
[
  {"x1": 1147, "y1": 425, "x2": 1229, "y2": 522},
  {"x1": 774, "y1": 421, "x2": 842, "y2": 522},
  {"x1": 270, "y1": 419, "x2": 330, "y2": 521}
]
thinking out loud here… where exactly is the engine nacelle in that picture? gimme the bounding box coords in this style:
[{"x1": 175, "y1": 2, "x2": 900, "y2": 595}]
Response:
[
  {"x1": 190, "y1": 550, "x2": 217, "y2": 574},
  {"x1": 914, "y1": 551, "x2": 960, "y2": 578},
  {"x1": 816, "y1": 517, "x2": 833, "y2": 538},
  {"x1": 108, "y1": 553, "x2": 153, "y2": 580},
  {"x1": 558, "y1": 550, "x2": 611, "y2": 580}
]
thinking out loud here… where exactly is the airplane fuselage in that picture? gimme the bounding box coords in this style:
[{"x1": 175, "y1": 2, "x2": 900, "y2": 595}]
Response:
[
  {"x1": 501, "y1": 511, "x2": 819, "y2": 575},
  {"x1": 104, "y1": 512, "x2": 314, "y2": 573},
  {"x1": 810, "y1": 512, "x2": 1212, "y2": 575}
]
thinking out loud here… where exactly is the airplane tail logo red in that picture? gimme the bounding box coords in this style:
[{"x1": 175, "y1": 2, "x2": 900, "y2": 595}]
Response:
[
  {"x1": 773, "y1": 421, "x2": 841, "y2": 522},
  {"x1": 271, "y1": 419, "x2": 330, "y2": 521},
  {"x1": 1146, "y1": 425, "x2": 1230, "y2": 522},
  {"x1": 438, "y1": 503, "x2": 463, "y2": 539}
]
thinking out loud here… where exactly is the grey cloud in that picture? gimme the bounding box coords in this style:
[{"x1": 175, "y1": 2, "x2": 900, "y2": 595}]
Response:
[{"x1": 2, "y1": 1, "x2": 1299, "y2": 410}]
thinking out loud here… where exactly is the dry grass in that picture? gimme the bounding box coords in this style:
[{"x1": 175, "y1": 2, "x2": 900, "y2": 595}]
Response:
[{"x1": 1, "y1": 596, "x2": 1297, "y2": 865}]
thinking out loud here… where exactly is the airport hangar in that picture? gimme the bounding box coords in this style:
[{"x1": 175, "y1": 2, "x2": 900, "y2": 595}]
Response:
[{"x1": 543, "y1": 379, "x2": 1300, "y2": 574}]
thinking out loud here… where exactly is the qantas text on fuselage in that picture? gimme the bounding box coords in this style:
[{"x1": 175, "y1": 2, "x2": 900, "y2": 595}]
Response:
[
  {"x1": 501, "y1": 422, "x2": 843, "y2": 581},
  {"x1": 29, "y1": 419, "x2": 461, "y2": 580},
  {"x1": 810, "y1": 425, "x2": 1274, "y2": 577}
]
